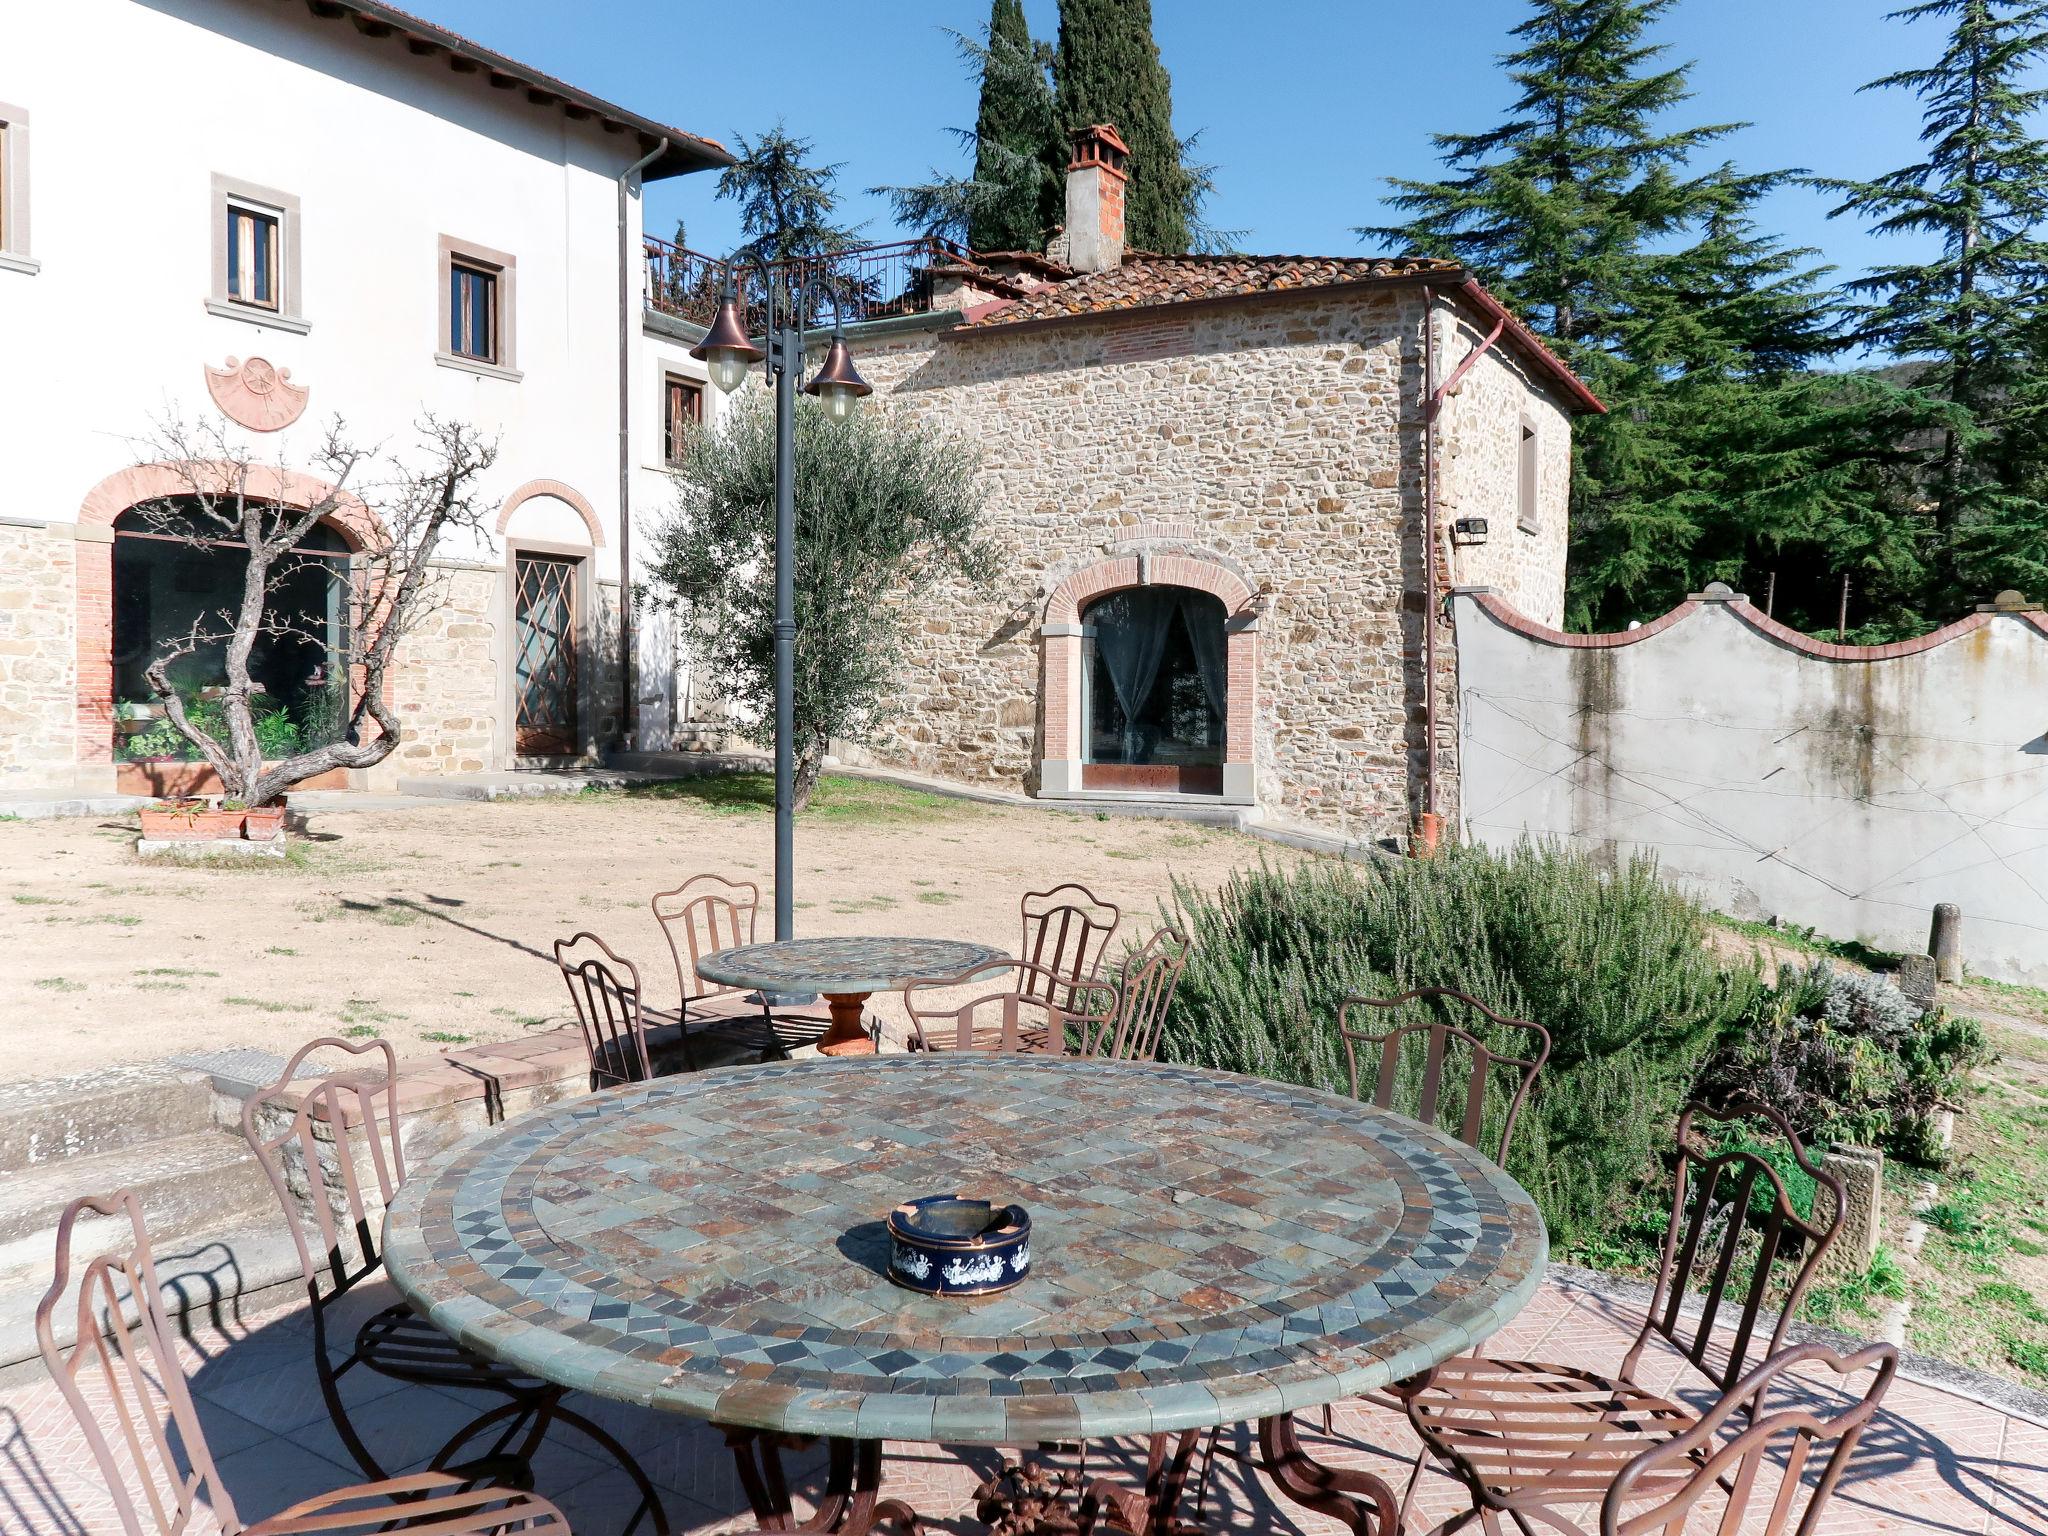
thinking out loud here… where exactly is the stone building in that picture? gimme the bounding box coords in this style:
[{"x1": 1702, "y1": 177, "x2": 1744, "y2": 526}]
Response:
[{"x1": 665, "y1": 127, "x2": 1603, "y2": 845}]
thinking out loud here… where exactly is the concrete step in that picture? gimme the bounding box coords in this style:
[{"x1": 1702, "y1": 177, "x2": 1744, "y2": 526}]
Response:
[
  {"x1": 0, "y1": 1127, "x2": 277, "y2": 1273},
  {"x1": 0, "y1": 1064, "x2": 217, "y2": 1175}
]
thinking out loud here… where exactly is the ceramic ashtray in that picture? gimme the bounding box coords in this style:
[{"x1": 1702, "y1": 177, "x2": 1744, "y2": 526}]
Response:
[{"x1": 886, "y1": 1194, "x2": 1031, "y2": 1296}]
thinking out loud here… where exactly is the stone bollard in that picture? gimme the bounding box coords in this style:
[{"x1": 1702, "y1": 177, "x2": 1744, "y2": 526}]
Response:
[
  {"x1": 1820, "y1": 1146, "x2": 1885, "y2": 1278},
  {"x1": 1895, "y1": 954, "x2": 1938, "y2": 1011},
  {"x1": 1929, "y1": 903, "x2": 1963, "y2": 983}
]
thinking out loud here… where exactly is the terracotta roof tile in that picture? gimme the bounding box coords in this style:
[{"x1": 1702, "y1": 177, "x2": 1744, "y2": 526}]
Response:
[{"x1": 950, "y1": 253, "x2": 1463, "y2": 329}]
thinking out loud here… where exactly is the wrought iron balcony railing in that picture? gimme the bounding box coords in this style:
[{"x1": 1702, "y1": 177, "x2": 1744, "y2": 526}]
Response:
[{"x1": 643, "y1": 234, "x2": 978, "y2": 331}]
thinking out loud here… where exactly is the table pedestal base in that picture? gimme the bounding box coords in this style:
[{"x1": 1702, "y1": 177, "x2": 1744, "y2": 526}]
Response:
[
  {"x1": 816, "y1": 992, "x2": 877, "y2": 1057},
  {"x1": 724, "y1": 1429, "x2": 913, "y2": 1536},
  {"x1": 722, "y1": 1417, "x2": 1396, "y2": 1536}
]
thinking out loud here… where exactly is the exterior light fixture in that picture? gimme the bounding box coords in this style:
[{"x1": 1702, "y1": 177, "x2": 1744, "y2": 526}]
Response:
[
  {"x1": 803, "y1": 322, "x2": 872, "y2": 421},
  {"x1": 689, "y1": 277, "x2": 763, "y2": 393}
]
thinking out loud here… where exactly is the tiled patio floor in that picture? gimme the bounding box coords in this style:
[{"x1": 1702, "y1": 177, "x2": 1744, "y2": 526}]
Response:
[{"x1": 1, "y1": 1274, "x2": 2040, "y2": 1536}]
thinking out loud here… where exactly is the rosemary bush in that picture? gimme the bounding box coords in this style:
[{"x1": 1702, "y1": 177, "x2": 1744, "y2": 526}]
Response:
[{"x1": 1160, "y1": 843, "x2": 1763, "y2": 1254}]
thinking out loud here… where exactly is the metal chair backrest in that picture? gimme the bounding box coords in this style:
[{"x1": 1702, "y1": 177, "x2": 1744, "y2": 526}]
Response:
[
  {"x1": 555, "y1": 930, "x2": 652, "y2": 1088},
  {"x1": 1084, "y1": 926, "x2": 1189, "y2": 1062},
  {"x1": 904, "y1": 958, "x2": 1119, "y2": 1055},
  {"x1": 652, "y1": 873, "x2": 760, "y2": 1007},
  {"x1": 242, "y1": 1036, "x2": 405, "y2": 1308},
  {"x1": 1337, "y1": 987, "x2": 1551, "y2": 1162},
  {"x1": 37, "y1": 1190, "x2": 243, "y2": 1536},
  {"x1": 1604, "y1": 1342, "x2": 1898, "y2": 1536},
  {"x1": 1019, "y1": 883, "x2": 1122, "y2": 1005},
  {"x1": 1623, "y1": 1099, "x2": 1844, "y2": 1398}
]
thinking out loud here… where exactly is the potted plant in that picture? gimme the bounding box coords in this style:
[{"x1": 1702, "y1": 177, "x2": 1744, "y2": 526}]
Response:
[{"x1": 138, "y1": 798, "x2": 244, "y2": 842}]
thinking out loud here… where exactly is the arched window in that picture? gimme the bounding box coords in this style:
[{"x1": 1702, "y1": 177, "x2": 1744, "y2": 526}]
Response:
[
  {"x1": 1081, "y1": 587, "x2": 1227, "y2": 794},
  {"x1": 111, "y1": 501, "x2": 353, "y2": 763}
]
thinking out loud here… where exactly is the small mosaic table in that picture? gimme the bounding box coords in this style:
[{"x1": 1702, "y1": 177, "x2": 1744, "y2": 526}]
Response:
[
  {"x1": 694, "y1": 935, "x2": 1009, "y2": 1057},
  {"x1": 385, "y1": 1055, "x2": 1544, "y2": 1535}
]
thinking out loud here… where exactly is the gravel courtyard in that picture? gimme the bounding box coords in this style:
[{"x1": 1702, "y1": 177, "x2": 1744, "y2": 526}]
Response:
[{"x1": 0, "y1": 776, "x2": 1299, "y2": 1082}]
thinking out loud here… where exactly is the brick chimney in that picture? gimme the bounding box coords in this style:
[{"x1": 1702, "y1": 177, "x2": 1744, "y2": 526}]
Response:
[{"x1": 1063, "y1": 123, "x2": 1128, "y2": 273}]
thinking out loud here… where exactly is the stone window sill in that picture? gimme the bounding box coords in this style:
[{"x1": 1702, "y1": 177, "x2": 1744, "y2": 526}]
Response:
[
  {"x1": 204, "y1": 297, "x2": 311, "y2": 334},
  {"x1": 0, "y1": 251, "x2": 41, "y2": 276},
  {"x1": 436, "y1": 351, "x2": 524, "y2": 384}
]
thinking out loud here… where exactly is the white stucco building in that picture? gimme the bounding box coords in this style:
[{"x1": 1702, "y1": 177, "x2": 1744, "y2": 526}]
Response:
[{"x1": 0, "y1": 0, "x2": 727, "y2": 793}]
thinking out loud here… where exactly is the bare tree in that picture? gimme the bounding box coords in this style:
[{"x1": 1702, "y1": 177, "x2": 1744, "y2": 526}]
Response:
[{"x1": 124, "y1": 412, "x2": 497, "y2": 807}]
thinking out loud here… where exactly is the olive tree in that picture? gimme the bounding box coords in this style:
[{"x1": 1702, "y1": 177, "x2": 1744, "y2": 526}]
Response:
[
  {"x1": 651, "y1": 393, "x2": 994, "y2": 809},
  {"x1": 122, "y1": 411, "x2": 498, "y2": 806}
]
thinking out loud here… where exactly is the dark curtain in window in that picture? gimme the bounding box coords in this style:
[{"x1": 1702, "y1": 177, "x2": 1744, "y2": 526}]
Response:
[
  {"x1": 1180, "y1": 590, "x2": 1228, "y2": 727},
  {"x1": 1089, "y1": 587, "x2": 1178, "y2": 760}
]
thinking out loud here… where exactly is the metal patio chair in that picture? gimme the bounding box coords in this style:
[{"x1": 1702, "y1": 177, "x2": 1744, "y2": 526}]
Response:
[
  {"x1": 37, "y1": 1186, "x2": 568, "y2": 1536},
  {"x1": 1338, "y1": 986, "x2": 1553, "y2": 1163},
  {"x1": 1078, "y1": 925, "x2": 1189, "y2": 1062},
  {"x1": 555, "y1": 930, "x2": 671, "y2": 1088},
  {"x1": 651, "y1": 873, "x2": 830, "y2": 1063},
  {"x1": 903, "y1": 958, "x2": 1119, "y2": 1055},
  {"x1": 1019, "y1": 883, "x2": 1123, "y2": 1007},
  {"x1": 1398, "y1": 1098, "x2": 1848, "y2": 1536},
  {"x1": 243, "y1": 1036, "x2": 668, "y2": 1533},
  {"x1": 1599, "y1": 1341, "x2": 1898, "y2": 1536}
]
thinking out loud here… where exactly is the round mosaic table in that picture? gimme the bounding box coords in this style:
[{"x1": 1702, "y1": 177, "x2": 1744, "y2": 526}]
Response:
[
  {"x1": 385, "y1": 1054, "x2": 1545, "y2": 1535},
  {"x1": 694, "y1": 935, "x2": 1008, "y2": 1056}
]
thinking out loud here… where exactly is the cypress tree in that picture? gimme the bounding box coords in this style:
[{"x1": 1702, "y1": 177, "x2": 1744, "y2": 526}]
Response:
[
  {"x1": 1825, "y1": 0, "x2": 2048, "y2": 607},
  {"x1": 1053, "y1": 0, "x2": 1191, "y2": 253},
  {"x1": 970, "y1": 0, "x2": 1064, "y2": 250},
  {"x1": 1366, "y1": 0, "x2": 1927, "y2": 633}
]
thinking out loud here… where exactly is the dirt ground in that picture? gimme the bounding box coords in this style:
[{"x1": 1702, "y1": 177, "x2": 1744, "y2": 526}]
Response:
[{"x1": 0, "y1": 776, "x2": 1300, "y2": 1083}]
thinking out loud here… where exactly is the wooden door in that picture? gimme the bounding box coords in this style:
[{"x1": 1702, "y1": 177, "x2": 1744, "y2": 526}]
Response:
[{"x1": 513, "y1": 553, "x2": 579, "y2": 756}]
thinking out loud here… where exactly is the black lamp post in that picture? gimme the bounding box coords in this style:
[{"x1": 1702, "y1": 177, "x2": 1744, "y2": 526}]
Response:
[{"x1": 691, "y1": 258, "x2": 871, "y2": 941}]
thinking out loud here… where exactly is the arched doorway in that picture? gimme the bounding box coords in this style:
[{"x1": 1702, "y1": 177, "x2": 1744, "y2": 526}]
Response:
[
  {"x1": 109, "y1": 501, "x2": 356, "y2": 772},
  {"x1": 1039, "y1": 548, "x2": 1258, "y2": 805},
  {"x1": 1080, "y1": 587, "x2": 1227, "y2": 794}
]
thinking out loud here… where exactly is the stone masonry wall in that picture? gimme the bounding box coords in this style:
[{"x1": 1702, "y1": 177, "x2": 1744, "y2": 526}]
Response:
[
  {"x1": 814, "y1": 287, "x2": 1573, "y2": 842},
  {"x1": 0, "y1": 524, "x2": 80, "y2": 787},
  {"x1": 369, "y1": 564, "x2": 498, "y2": 787},
  {"x1": 1436, "y1": 310, "x2": 1573, "y2": 627}
]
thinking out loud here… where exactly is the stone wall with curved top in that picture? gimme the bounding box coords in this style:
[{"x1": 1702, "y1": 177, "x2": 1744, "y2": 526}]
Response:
[{"x1": 1454, "y1": 586, "x2": 2048, "y2": 984}]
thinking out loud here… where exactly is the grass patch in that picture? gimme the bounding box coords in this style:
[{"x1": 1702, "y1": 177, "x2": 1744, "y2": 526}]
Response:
[
  {"x1": 1803, "y1": 1247, "x2": 1908, "y2": 1327},
  {"x1": 266, "y1": 946, "x2": 298, "y2": 957},
  {"x1": 11, "y1": 893, "x2": 64, "y2": 906},
  {"x1": 33, "y1": 977, "x2": 84, "y2": 993},
  {"x1": 145, "y1": 966, "x2": 219, "y2": 978},
  {"x1": 340, "y1": 999, "x2": 406, "y2": 1027},
  {"x1": 82, "y1": 913, "x2": 143, "y2": 927},
  {"x1": 1956, "y1": 974, "x2": 2048, "y2": 1013},
  {"x1": 1708, "y1": 912, "x2": 1900, "y2": 970},
  {"x1": 829, "y1": 895, "x2": 898, "y2": 915},
  {"x1": 917, "y1": 890, "x2": 960, "y2": 905},
  {"x1": 589, "y1": 771, "x2": 972, "y2": 825},
  {"x1": 1907, "y1": 1068, "x2": 2048, "y2": 1385},
  {"x1": 221, "y1": 995, "x2": 315, "y2": 1012},
  {"x1": 488, "y1": 1007, "x2": 550, "y2": 1027},
  {"x1": 340, "y1": 1025, "x2": 378, "y2": 1039},
  {"x1": 421, "y1": 1030, "x2": 473, "y2": 1045}
]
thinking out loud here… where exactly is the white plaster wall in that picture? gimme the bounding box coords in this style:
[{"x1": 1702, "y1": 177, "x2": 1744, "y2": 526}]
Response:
[
  {"x1": 1455, "y1": 593, "x2": 2048, "y2": 985},
  {"x1": 0, "y1": 0, "x2": 650, "y2": 572}
]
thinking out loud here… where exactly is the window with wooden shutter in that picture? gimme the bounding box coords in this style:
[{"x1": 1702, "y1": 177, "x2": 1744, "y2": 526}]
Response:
[
  {"x1": 450, "y1": 261, "x2": 497, "y2": 362},
  {"x1": 226, "y1": 203, "x2": 280, "y2": 310},
  {"x1": 663, "y1": 375, "x2": 703, "y2": 464}
]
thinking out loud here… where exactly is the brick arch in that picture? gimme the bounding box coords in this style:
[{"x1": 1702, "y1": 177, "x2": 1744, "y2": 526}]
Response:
[
  {"x1": 496, "y1": 478, "x2": 604, "y2": 547},
  {"x1": 77, "y1": 462, "x2": 385, "y2": 551},
  {"x1": 1039, "y1": 550, "x2": 1257, "y2": 805},
  {"x1": 1044, "y1": 550, "x2": 1253, "y2": 627},
  {"x1": 72, "y1": 462, "x2": 384, "y2": 771}
]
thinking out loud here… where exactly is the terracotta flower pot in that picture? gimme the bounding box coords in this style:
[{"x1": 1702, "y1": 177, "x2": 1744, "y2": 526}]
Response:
[
  {"x1": 140, "y1": 802, "x2": 245, "y2": 841},
  {"x1": 241, "y1": 804, "x2": 287, "y2": 841}
]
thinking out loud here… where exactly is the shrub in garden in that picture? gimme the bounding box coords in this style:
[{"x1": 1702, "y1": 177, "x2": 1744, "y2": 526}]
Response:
[
  {"x1": 1699, "y1": 961, "x2": 1989, "y2": 1163},
  {"x1": 1161, "y1": 843, "x2": 1763, "y2": 1254}
]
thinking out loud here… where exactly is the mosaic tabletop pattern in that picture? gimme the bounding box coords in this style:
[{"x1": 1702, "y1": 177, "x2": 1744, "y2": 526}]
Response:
[
  {"x1": 383, "y1": 1055, "x2": 1546, "y2": 1444},
  {"x1": 693, "y1": 936, "x2": 1009, "y2": 996}
]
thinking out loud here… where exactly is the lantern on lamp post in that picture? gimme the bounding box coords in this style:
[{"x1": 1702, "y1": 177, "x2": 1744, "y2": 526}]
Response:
[{"x1": 692, "y1": 261, "x2": 870, "y2": 941}]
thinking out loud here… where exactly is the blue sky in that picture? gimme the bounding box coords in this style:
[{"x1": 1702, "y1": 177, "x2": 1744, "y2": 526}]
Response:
[{"x1": 405, "y1": 0, "x2": 2029, "y2": 290}]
